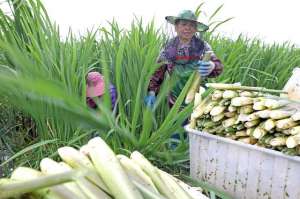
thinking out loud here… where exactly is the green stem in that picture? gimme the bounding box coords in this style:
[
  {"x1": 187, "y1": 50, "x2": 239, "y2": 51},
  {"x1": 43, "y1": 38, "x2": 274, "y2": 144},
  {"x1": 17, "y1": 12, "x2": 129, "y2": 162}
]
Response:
[
  {"x1": 206, "y1": 83, "x2": 287, "y2": 94},
  {"x1": 0, "y1": 169, "x2": 88, "y2": 198}
]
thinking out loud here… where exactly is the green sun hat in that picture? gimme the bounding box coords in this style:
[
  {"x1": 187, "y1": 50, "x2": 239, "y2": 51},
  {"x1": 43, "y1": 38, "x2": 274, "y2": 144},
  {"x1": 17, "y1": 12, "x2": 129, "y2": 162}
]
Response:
[{"x1": 165, "y1": 10, "x2": 209, "y2": 32}]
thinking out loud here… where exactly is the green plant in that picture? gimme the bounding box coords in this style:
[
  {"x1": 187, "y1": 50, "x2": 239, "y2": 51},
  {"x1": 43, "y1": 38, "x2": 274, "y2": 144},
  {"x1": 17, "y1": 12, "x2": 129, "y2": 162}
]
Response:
[
  {"x1": 0, "y1": 0, "x2": 192, "y2": 172},
  {"x1": 207, "y1": 34, "x2": 300, "y2": 88},
  {"x1": 1, "y1": 0, "x2": 299, "y2": 179},
  {"x1": 194, "y1": 2, "x2": 234, "y2": 34}
]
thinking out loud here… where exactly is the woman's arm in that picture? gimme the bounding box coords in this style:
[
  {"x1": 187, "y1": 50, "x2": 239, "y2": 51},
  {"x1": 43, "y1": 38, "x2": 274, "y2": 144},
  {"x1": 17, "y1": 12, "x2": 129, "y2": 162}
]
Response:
[{"x1": 203, "y1": 41, "x2": 223, "y2": 77}]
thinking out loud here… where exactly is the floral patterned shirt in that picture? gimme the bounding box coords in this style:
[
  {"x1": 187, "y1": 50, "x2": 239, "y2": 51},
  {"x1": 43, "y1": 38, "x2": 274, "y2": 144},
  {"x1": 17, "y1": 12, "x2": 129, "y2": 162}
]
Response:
[{"x1": 149, "y1": 36, "x2": 223, "y2": 94}]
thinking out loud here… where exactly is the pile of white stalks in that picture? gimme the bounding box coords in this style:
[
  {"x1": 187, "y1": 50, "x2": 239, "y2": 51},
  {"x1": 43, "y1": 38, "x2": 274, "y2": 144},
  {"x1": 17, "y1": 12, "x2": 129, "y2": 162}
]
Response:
[
  {"x1": 190, "y1": 83, "x2": 300, "y2": 156},
  {"x1": 0, "y1": 137, "x2": 208, "y2": 199}
]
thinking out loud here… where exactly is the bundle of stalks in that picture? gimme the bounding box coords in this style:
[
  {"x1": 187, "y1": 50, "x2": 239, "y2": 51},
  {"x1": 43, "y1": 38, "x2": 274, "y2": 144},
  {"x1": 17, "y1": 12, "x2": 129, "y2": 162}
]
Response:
[
  {"x1": 0, "y1": 137, "x2": 208, "y2": 199},
  {"x1": 190, "y1": 83, "x2": 300, "y2": 156}
]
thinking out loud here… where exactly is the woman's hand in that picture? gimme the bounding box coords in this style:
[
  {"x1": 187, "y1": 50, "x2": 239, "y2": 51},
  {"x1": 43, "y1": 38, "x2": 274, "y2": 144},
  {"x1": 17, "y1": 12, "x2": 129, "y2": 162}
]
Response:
[
  {"x1": 144, "y1": 91, "x2": 156, "y2": 108},
  {"x1": 197, "y1": 60, "x2": 215, "y2": 77}
]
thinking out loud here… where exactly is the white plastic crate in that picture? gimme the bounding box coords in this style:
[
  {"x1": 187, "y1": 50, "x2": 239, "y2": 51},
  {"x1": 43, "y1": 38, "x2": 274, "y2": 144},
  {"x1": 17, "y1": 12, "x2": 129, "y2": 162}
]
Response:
[{"x1": 186, "y1": 125, "x2": 300, "y2": 199}]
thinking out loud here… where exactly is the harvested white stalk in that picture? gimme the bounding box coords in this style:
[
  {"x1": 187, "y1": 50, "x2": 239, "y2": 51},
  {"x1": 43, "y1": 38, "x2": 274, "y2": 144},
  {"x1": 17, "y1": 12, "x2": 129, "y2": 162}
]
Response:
[
  {"x1": 40, "y1": 158, "x2": 87, "y2": 199},
  {"x1": 222, "y1": 90, "x2": 238, "y2": 99},
  {"x1": 186, "y1": 52, "x2": 210, "y2": 104},
  {"x1": 261, "y1": 135, "x2": 274, "y2": 145},
  {"x1": 219, "y1": 98, "x2": 231, "y2": 106},
  {"x1": 235, "y1": 130, "x2": 247, "y2": 137},
  {"x1": 228, "y1": 105, "x2": 237, "y2": 112},
  {"x1": 203, "y1": 101, "x2": 218, "y2": 114},
  {"x1": 58, "y1": 146, "x2": 92, "y2": 166},
  {"x1": 193, "y1": 92, "x2": 202, "y2": 108},
  {"x1": 261, "y1": 119, "x2": 276, "y2": 131},
  {"x1": 59, "y1": 162, "x2": 112, "y2": 199},
  {"x1": 291, "y1": 112, "x2": 300, "y2": 121},
  {"x1": 193, "y1": 88, "x2": 206, "y2": 108},
  {"x1": 282, "y1": 129, "x2": 292, "y2": 135},
  {"x1": 58, "y1": 146, "x2": 109, "y2": 193},
  {"x1": 237, "y1": 114, "x2": 249, "y2": 123},
  {"x1": 254, "y1": 110, "x2": 271, "y2": 119},
  {"x1": 131, "y1": 151, "x2": 177, "y2": 199},
  {"x1": 191, "y1": 107, "x2": 205, "y2": 120},
  {"x1": 239, "y1": 91, "x2": 254, "y2": 97},
  {"x1": 276, "y1": 118, "x2": 298, "y2": 130},
  {"x1": 224, "y1": 111, "x2": 236, "y2": 118},
  {"x1": 246, "y1": 113, "x2": 259, "y2": 121},
  {"x1": 238, "y1": 137, "x2": 257, "y2": 145},
  {"x1": 185, "y1": 75, "x2": 201, "y2": 104},
  {"x1": 246, "y1": 127, "x2": 255, "y2": 136},
  {"x1": 253, "y1": 101, "x2": 266, "y2": 110},
  {"x1": 245, "y1": 119, "x2": 260, "y2": 128},
  {"x1": 189, "y1": 118, "x2": 196, "y2": 129},
  {"x1": 8, "y1": 167, "x2": 62, "y2": 199},
  {"x1": 222, "y1": 117, "x2": 238, "y2": 128},
  {"x1": 212, "y1": 113, "x2": 225, "y2": 122},
  {"x1": 117, "y1": 155, "x2": 159, "y2": 194},
  {"x1": 239, "y1": 105, "x2": 254, "y2": 114},
  {"x1": 264, "y1": 99, "x2": 289, "y2": 109},
  {"x1": 210, "y1": 105, "x2": 226, "y2": 116},
  {"x1": 236, "y1": 123, "x2": 245, "y2": 130},
  {"x1": 79, "y1": 144, "x2": 90, "y2": 156},
  {"x1": 88, "y1": 137, "x2": 144, "y2": 199},
  {"x1": 0, "y1": 178, "x2": 12, "y2": 185},
  {"x1": 132, "y1": 180, "x2": 166, "y2": 199},
  {"x1": 191, "y1": 97, "x2": 210, "y2": 119},
  {"x1": 252, "y1": 97, "x2": 263, "y2": 103},
  {"x1": 9, "y1": 167, "x2": 85, "y2": 199},
  {"x1": 159, "y1": 173, "x2": 206, "y2": 199},
  {"x1": 253, "y1": 127, "x2": 267, "y2": 139},
  {"x1": 211, "y1": 90, "x2": 223, "y2": 101},
  {"x1": 286, "y1": 134, "x2": 300, "y2": 148},
  {"x1": 231, "y1": 97, "x2": 253, "y2": 106},
  {"x1": 290, "y1": 126, "x2": 300, "y2": 135},
  {"x1": 270, "y1": 110, "x2": 295, "y2": 120},
  {"x1": 10, "y1": 167, "x2": 42, "y2": 181},
  {"x1": 269, "y1": 137, "x2": 287, "y2": 147},
  {"x1": 158, "y1": 170, "x2": 193, "y2": 199},
  {"x1": 227, "y1": 134, "x2": 238, "y2": 140}
]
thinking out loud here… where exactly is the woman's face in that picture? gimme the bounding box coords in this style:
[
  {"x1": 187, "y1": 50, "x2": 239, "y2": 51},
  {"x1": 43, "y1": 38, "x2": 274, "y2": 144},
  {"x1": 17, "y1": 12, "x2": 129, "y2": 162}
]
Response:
[{"x1": 175, "y1": 20, "x2": 197, "y2": 43}]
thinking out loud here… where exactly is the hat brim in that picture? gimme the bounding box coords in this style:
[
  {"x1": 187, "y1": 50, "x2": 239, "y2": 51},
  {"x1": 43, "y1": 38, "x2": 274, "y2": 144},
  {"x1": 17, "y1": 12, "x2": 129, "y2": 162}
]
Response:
[
  {"x1": 86, "y1": 81, "x2": 105, "y2": 97},
  {"x1": 165, "y1": 16, "x2": 209, "y2": 32}
]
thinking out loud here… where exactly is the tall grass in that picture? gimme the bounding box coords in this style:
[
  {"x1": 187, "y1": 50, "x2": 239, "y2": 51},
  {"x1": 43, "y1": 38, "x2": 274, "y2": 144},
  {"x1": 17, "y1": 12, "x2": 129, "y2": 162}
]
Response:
[
  {"x1": 206, "y1": 34, "x2": 300, "y2": 88},
  {"x1": 0, "y1": 0, "x2": 111, "y2": 168},
  {"x1": 0, "y1": 0, "x2": 192, "y2": 172},
  {"x1": 0, "y1": 0, "x2": 300, "y2": 177}
]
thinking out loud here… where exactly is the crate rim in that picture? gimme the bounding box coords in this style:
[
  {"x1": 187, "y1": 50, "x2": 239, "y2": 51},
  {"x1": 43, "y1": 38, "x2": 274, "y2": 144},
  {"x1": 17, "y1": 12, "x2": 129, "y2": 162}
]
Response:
[{"x1": 185, "y1": 125, "x2": 300, "y2": 163}]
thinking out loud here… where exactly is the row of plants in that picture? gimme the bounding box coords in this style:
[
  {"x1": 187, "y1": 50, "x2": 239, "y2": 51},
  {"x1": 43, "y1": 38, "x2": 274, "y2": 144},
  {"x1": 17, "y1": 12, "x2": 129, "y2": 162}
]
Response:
[
  {"x1": 0, "y1": 0, "x2": 300, "y2": 180},
  {"x1": 0, "y1": 0, "x2": 192, "y2": 175}
]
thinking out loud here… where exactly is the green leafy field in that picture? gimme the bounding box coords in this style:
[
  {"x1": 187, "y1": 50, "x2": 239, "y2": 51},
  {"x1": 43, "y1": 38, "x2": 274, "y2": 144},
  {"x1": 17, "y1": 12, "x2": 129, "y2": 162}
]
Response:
[{"x1": 0, "y1": 0, "x2": 299, "y2": 185}]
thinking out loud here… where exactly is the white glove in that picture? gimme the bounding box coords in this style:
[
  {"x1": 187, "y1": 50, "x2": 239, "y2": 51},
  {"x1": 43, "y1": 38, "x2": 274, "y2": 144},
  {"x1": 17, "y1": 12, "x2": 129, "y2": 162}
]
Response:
[{"x1": 197, "y1": 60, "x2": 215, "y2": 77}]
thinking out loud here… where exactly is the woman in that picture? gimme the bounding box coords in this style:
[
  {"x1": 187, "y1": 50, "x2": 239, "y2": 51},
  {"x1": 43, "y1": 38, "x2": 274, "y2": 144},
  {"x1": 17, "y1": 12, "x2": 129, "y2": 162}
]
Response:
[
  {"x1": 145, "y1": 10, "x2": 223, "y2": 107},
  {"x1": 86, "y1": 71, "x2": 117, "y2": 109}
]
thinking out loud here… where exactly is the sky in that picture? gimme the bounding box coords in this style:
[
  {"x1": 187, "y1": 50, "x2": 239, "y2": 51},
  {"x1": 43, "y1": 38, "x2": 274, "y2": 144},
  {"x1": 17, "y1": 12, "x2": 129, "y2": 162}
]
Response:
[{"x1": 2, "y1": 0, "x2": 300, "y2": 46}]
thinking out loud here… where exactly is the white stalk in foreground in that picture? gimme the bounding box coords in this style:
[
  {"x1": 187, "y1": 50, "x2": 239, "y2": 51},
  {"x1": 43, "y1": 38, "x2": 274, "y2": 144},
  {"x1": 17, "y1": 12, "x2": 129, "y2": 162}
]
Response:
[
  {"x1": 117, "y1": 154, "x2": 159, "y2": 193},
  {"x1": 58, "y1": 146, "x2": 110, "y2": 193},
  {"x1": 40, "y1": 158, "x2": 87, "y2": 199},
  {"x1": 130, "y1": 151, "x2": 178, "y2": 199},
  {"x1": 88, "y1": 137, "x2": 143, "y2": 199},
  {"x1": 59, "y1": 162, "x2": 112, "y2": 199},
  {"x1": 3, "y1": 167, "x2": 86, "y2": 199}
]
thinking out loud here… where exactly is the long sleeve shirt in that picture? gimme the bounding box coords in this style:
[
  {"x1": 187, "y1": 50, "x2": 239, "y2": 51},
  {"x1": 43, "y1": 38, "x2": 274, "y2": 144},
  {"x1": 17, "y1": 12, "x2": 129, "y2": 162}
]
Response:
[
  {"x1": 148, "y1": 36, "x2": 223, "y2": 94},
  {"x1": 86, "y1": 84, "x2": 117, "y2": 109}
]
